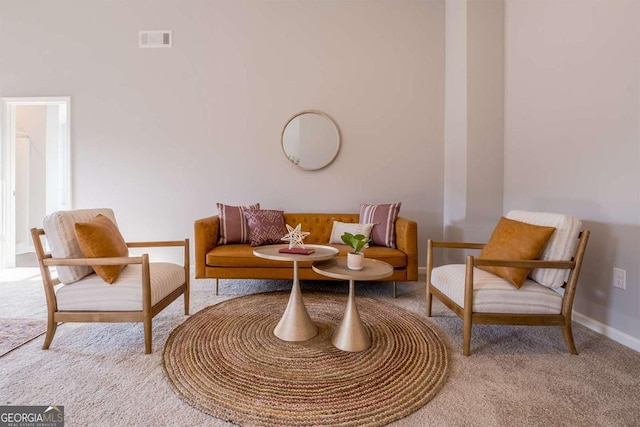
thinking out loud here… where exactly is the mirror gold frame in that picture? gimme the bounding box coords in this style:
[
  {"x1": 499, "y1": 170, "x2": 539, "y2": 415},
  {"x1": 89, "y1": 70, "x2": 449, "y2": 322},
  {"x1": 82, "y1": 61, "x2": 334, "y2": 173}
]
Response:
[{"x1": 281, "y1": 110, "x2": 341, "y2": 171}]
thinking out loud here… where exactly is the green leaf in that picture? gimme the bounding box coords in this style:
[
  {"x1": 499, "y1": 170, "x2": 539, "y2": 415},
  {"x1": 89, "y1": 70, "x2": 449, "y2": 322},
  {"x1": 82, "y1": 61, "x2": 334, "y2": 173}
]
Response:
[{"x1": 341, "y1": 231, "x2": 369, "y2": 253}]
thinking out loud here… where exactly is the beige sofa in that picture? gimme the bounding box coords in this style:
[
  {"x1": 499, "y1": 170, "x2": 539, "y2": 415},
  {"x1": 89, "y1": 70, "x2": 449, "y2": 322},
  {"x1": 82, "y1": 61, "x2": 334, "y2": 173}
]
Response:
[{"x1": 194, "y1": 213, "x2": 418, "y2": 295}]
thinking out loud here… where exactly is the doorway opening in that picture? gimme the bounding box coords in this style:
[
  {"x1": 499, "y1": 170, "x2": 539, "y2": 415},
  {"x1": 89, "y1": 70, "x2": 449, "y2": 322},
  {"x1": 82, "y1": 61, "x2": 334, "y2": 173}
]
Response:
[{"x1": 1, "y1": 97, "x2": 71, "y2": 268}]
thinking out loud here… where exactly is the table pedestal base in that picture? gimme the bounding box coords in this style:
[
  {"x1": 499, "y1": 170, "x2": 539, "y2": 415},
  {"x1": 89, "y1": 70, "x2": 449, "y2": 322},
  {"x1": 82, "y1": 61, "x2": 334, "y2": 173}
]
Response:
[
  {"x1": 332, "y1": 279, "x2": 370, "y2": 352},
  {"x1": 274, "y1": 260, "x2": 318, "y2": 341}
]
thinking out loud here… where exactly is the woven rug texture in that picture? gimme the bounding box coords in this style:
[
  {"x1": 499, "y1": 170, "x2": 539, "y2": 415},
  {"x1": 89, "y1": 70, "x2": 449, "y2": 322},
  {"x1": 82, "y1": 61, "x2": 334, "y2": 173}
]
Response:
[{"x1": 163, "y1": 292, "x2": 450, "y2": 427}]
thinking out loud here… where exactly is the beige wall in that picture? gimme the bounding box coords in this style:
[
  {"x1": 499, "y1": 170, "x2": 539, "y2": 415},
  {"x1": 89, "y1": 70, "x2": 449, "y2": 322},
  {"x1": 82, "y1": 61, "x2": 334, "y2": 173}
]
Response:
[
  {"x1": 504, "y1": 0, "x2": 640, "y2": 342},
  {"x1": 0, "y1": 0, "x2": 445, "y2": 263},
  {"x1": 443, "y1": 0, "x2": 469, "y2": 243},
  {"x1": 443, "y1": 0, "x2": 504, "y2": 264}
]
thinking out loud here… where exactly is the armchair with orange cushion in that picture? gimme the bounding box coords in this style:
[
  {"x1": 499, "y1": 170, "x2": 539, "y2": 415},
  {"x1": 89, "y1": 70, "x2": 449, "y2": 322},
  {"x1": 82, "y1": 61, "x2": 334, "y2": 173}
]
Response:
[
  {"x1": 426, "y1": 210, "x2": 590, "y2": 356},
  {"x1": 31, "y1": 208, "x2": 190, "y2": 354}
]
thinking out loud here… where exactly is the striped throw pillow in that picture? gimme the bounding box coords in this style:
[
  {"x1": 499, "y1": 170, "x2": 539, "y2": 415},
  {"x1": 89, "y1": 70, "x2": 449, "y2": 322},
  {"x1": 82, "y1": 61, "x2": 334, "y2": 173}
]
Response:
[
  {"x1": 217, "y1": 203, "x2": 260, "y2": 245},
  {"x1": 359, "y1": 202, "x2": 401, "y2": 248}
]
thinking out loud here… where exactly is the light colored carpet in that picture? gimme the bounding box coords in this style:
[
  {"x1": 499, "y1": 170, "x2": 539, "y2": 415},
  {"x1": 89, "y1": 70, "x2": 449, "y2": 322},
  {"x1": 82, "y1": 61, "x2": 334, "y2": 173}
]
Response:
[{"x1": 1, "y1": 270, "x2": 639, "y2": 426}]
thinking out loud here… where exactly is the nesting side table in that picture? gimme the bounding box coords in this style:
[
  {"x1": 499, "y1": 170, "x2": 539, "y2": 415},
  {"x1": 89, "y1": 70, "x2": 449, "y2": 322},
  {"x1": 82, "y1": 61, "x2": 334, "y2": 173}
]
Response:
[
  {"x1": 312, "y1": 257, "x2": 393, "y2": 352},
  {"x1": 253, "y1": 244, "x2": 339, "y2": 342}
]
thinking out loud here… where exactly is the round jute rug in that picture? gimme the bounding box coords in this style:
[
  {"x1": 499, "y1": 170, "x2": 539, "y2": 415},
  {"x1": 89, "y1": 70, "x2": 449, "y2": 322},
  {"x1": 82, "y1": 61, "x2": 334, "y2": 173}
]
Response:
[{"x1": 163, "y1": 292, "x2": 450, "y2": 427}]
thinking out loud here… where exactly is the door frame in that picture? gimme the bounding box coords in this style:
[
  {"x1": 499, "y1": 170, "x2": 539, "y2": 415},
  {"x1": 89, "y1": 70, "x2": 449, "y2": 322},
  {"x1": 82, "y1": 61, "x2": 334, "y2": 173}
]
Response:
[{"x1": 1, "y1": 96, "x2": 71, "y2": 268}]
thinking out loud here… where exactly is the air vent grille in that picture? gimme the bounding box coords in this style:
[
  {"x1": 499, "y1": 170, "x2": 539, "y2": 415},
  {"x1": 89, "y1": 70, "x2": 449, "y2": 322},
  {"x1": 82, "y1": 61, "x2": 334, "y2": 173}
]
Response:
[{"x1": 139, "y1": 31, "x2": 172, "y2": 48}]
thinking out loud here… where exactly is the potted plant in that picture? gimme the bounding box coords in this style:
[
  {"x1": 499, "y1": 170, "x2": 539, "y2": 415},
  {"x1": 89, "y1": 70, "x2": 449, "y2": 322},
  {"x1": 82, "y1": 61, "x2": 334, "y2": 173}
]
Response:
[{"x1": 341, "y1": 232, "x2": 369, "y2": 270}]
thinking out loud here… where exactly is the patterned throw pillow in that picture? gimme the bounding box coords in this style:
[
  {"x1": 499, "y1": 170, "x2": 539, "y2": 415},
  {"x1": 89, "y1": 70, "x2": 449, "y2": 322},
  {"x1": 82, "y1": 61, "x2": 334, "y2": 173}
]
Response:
[
  {"x1": 243, "y1": 209, "x2": 287, "y2": 247},
  {"x1": 217, "y1": 203, "x2": 260, "y2": 245},
  {"x1": 74, "y1": 214, "x2": 129, "y2": 284},
  {"x1": 359, "y1": 202, "x2": 401, "y2": 248}
]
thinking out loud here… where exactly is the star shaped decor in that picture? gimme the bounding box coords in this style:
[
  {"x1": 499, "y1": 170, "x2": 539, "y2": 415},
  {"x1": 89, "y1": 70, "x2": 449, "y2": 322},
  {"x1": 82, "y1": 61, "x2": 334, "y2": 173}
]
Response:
[{"x1": 281, "y1": 223, "x2": 310, "y2": 249}]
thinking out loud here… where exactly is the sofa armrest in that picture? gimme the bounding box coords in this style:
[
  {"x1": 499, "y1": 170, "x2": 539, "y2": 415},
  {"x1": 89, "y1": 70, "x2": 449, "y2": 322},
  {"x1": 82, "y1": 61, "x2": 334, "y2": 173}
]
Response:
[
  {"x1": 395, "y1": 217, "x2": 418, "y2": 281},
  {"x1": 194, "y1": 216, "x2": 219, "y2": 278}
]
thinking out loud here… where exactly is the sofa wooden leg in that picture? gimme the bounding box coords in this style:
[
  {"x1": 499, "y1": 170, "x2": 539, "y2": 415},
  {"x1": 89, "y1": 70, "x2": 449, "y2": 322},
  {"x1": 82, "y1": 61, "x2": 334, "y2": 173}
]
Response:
[
  {"x1": 392, "y1": 281, "x2": 397, "y2": 298},
  {"x1": 215, "y1": 278, "x2": 219, "y2": 296}
]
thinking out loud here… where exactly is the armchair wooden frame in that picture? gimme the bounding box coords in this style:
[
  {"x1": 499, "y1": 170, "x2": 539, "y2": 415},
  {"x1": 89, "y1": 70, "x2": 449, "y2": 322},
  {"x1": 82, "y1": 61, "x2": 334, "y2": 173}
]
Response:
[
  {"x1": 426, "y1": 230, "x2": 590, "y2": 356},
  {"x1": 31, "y1": 228, "x2": 190, "y2": 354}
]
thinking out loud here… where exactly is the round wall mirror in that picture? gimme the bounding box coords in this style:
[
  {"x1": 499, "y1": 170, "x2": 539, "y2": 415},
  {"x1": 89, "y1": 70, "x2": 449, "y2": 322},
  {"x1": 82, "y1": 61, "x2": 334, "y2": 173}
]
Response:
[{"x1": 281, "y1": 110, "x2": 341, "y2": 171}]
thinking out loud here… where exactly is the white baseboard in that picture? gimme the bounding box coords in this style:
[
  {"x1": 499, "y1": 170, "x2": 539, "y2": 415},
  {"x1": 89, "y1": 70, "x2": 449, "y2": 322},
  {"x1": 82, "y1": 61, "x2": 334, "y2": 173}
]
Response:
[{"x1": 572, "y1": 311, "x2": 640, "y2": 353}]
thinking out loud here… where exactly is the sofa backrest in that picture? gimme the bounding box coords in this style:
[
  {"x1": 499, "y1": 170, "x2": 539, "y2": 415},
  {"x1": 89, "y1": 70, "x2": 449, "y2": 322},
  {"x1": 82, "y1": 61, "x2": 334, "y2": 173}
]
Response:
[{"x1": 283, "y1": 213, "x2": 359, "y2": 244}]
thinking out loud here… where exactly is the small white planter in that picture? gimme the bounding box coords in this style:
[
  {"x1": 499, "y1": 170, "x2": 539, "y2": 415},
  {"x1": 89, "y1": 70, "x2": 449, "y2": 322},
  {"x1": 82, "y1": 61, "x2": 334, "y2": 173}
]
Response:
[{"x1": 347, "y1": 252, "x2": 364, "y2": 270}]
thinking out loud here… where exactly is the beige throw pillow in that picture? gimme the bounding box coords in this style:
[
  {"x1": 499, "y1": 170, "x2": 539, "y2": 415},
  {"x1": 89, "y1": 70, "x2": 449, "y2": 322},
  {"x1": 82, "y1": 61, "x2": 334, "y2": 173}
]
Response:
[{"x1": 329, "y1": 221, "x2": 374, "y2": 248}]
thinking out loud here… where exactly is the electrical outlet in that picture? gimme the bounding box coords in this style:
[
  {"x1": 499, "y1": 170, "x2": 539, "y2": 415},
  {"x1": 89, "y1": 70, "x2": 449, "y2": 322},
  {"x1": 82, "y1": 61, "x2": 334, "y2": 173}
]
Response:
[{"x1": 613, "y1": 267, "x2": 626, "y2": 290}]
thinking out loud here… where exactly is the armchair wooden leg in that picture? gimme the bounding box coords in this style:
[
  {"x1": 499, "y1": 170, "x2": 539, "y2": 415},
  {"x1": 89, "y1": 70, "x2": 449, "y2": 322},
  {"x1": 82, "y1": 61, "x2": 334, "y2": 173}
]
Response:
[
  {"x1": 184, "y1": 278, "x2": 190, "y2": 316},
  {"x1": 562, "y1": 321, "x2": 578, "y2": 355},
  {"x1": 143, "y1": 316, "x2": 152, "y2": 354},
  {"x1": 462, "y1": 256, "x2": 474, "y2": 356},
  {"x1": 215, "y1": 278, "x2": 219, "y2": 296},
  {"x1": 462, "y1": 319, "x2": 472, "y2": 356},
  {"x1": 426, "y1": 239, "x2": 433, "y2": 317},
  {"x1": 42, "y1": 318, "x2": 57, "y2": 350},
  {"x1": 392, "y1": 281, "x2": 397, "y2": 298}
]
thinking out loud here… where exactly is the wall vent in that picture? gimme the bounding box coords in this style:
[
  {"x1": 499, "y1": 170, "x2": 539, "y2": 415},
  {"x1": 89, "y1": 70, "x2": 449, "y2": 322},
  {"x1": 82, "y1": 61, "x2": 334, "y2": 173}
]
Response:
[{"x1": 139, "y1": 31, "x2": 172, "y2": 48}]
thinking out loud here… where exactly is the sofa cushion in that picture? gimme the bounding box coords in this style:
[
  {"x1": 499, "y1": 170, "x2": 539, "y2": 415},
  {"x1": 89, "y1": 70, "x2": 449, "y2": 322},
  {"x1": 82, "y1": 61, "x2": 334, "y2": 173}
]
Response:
[
  {"x1": 359, "y1": 202, "x2": 401, "y2": 248},
  {"x1": 477, "y1": 217, "x2": 556, "y2": 289},
  {"x1": 74, "y1": 214, "x2": 129, "y2": 284},
  {"x1": 506, "y1": 210, "x2": 582, "y2": 289},
  {"x1": 244, "y1": 209, "x2": 287, "y2": 246},
  {"x1": 217, "y1": 203, "x2": 260, "y2": 245},
  {"x1": 207, "y1": 244, "x2": 287, "y2": 268},
  {"x1": 42, "y1": 208, "x2": 118, "y2": 284},
  {"x1": 431, "y1": 264, "x2": 563, "y2": 314},
  {"x1": 360, "y1": 246, "x2": 407, "y2": 268},
  {"x1": 206, "y1": 244, "x2": 407, "y2": 269},
  {"x1": 56, "y1": 263, "x2": 185, "y2": 311}
]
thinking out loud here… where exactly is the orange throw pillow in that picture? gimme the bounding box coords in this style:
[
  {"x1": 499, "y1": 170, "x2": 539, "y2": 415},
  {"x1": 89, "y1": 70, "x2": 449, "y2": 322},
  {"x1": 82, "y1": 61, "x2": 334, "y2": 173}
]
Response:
[
  {"x1": 74, "y1": 214, "x2": 129, "y2": 284},
  {"x1": 477, "y1": 217, "x2": 556, "y2": 288}
]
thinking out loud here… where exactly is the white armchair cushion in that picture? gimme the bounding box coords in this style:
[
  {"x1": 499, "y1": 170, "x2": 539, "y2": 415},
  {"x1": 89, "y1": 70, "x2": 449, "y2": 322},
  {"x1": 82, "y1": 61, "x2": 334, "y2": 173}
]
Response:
[
  {"x1": 506, "y1": 210, "x2": 582, "y2": 289},
  {"x1": 55, "y1": 263, "x2": 185, "y2": 311},
  {"x1": 42, "y1": 208, "x2": 118, "y2": 284},
  {"x1": 431, "y1": 264, "x2": 563, "y2": 315}
]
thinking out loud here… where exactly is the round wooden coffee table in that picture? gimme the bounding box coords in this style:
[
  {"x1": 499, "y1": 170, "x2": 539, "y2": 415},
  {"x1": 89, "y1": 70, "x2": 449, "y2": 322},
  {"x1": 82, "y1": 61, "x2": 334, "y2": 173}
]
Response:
[
  {"x1": 253, "y1": 244, "x2": 339, "y2": 342},
  {"x1": 312, "y1": 257, "x2": 393, "y2": 352}
]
